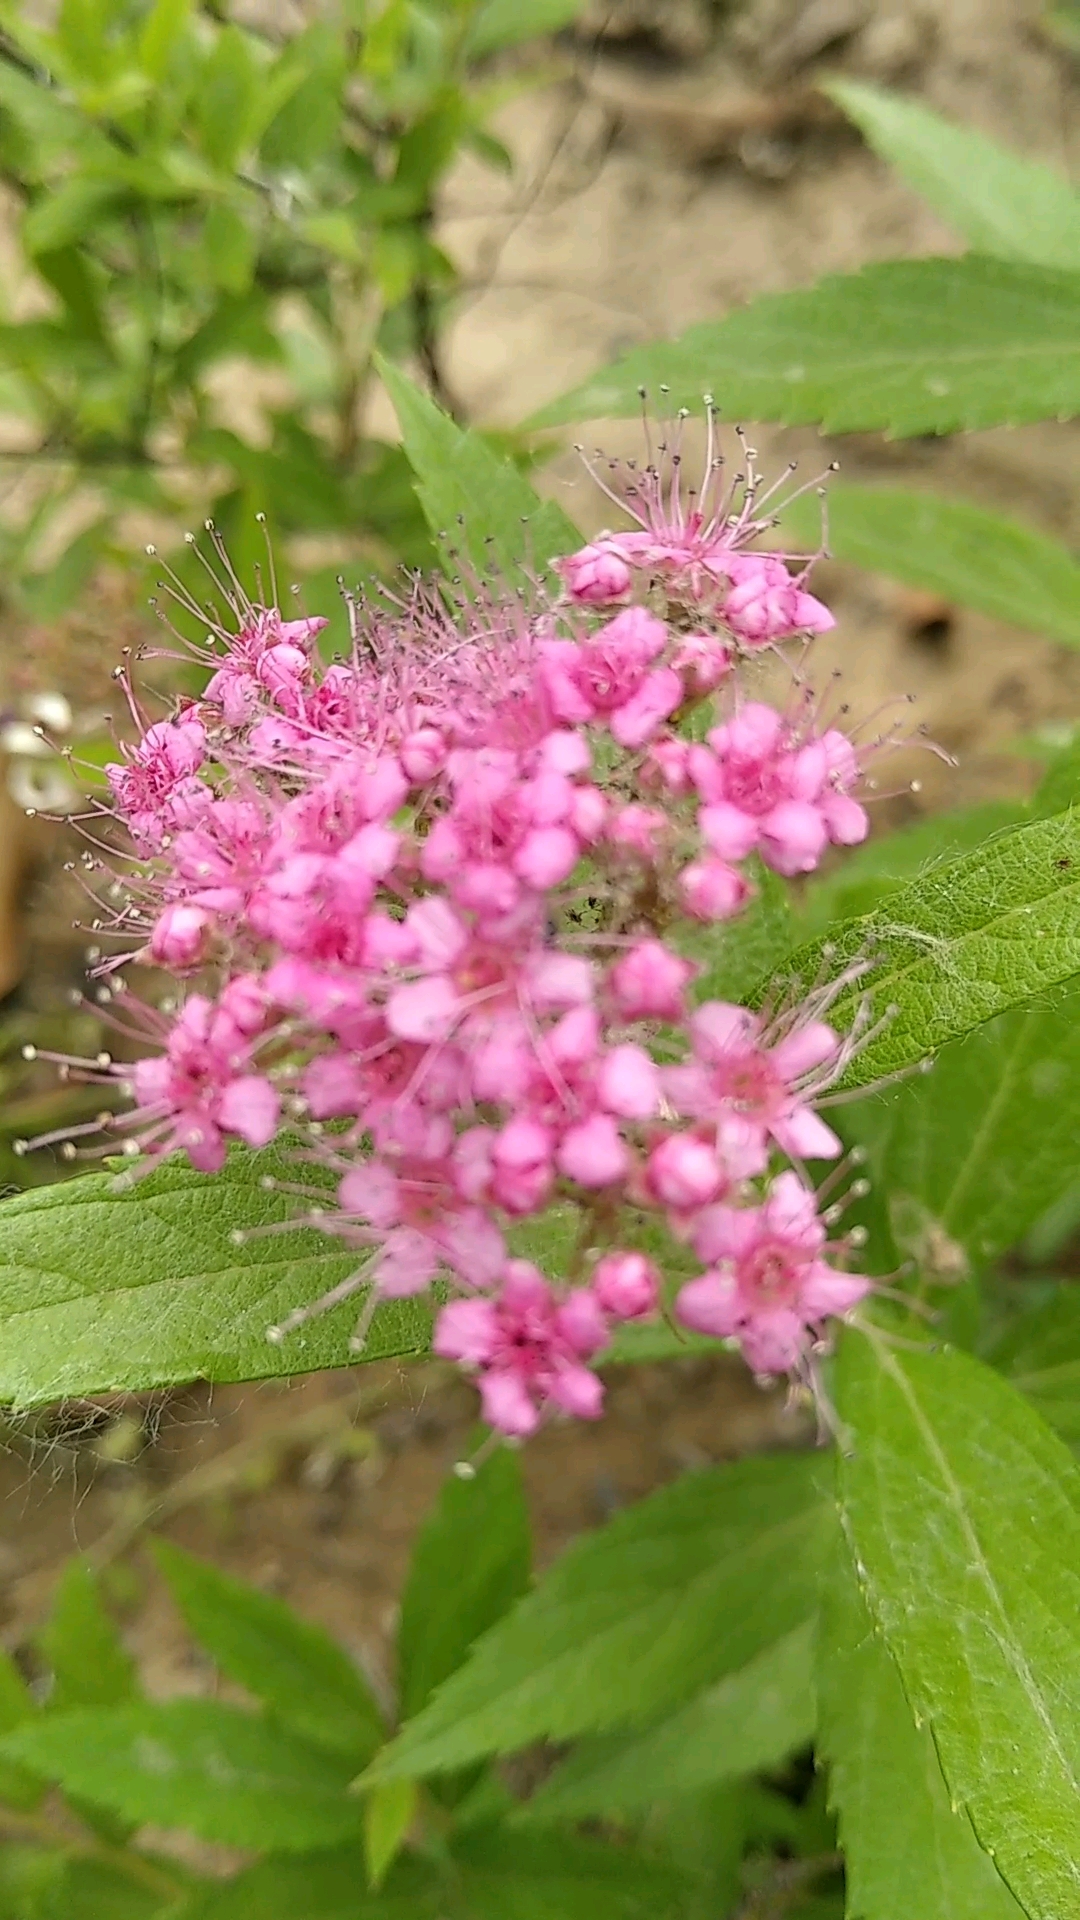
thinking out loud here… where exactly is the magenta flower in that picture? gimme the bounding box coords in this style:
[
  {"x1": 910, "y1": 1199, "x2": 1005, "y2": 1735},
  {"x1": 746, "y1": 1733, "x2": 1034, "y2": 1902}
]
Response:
[
  {"x1": 665, "y1": 1000, "x2": 843, "y2": 1164},
  {"x1": 675, "y1": 1171, "x2": 870, "y2": 1375},
  {"x1": 434, "y1": 1263, "x2": 609, "y2": 1435}
]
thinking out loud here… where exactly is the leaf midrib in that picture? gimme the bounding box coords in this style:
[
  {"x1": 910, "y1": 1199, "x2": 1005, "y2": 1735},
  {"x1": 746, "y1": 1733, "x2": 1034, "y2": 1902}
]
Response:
[{"x1": 864, "y1": 1335, "x2": 1080, "y2": 1834}]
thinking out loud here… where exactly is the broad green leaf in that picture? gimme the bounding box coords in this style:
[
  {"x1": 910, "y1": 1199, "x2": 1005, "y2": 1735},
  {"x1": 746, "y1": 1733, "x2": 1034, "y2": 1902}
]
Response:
[
  {"x1": 828, "y1": 80, "x2": 1080, "y2": 269},
  {"x1": 764, "y1": 808, "x2": 1080, "y2": 1089},
  {"x1": 378, "y1": 357, "x2": 580, "y2": 582},
  {"x1": 984, "y1": 1283, "x2": 1080, "y2": 1443},
  {"x1": 818, "y1": 1546, "x2": 1022, "y2": 1920},
  {"x1": 153, "y1": 1540, "x2": 384, "y2": 1764},
  {"x1": 786, "y1": 485, "x2": 1080, "y2": 648},
  {"x1": 847, "y1": 982, "x2": 1080, "y2": 1266},
  {"x1": 449, "y1": 1826, "x2": 694, "y2": 1920},
  {"x1": 0, "y1": 1144, "x2": 430, "y2": 1408},
  {"x1": 1033, "y1": 733, "x2": 1080, "y2": 816},
  {"x1": 531, "y1": 257, "x2": 1080, "y2": 437},
  {"x1": 836, "y1": 1331, "x2": 1080, "y2": 1920},
  {"x1": 0, "y1": 1701, "x2": 364, "y2": 1851},
  {"x1": 522, "y1": 1619, "x2": 815, "y2": 1821},
  {"x1": 203, "y1": 202, "x2": 257, "y2": 297},
  {"x1": 174, "y1": 1847, "x2": 440, "y2": 1920},
  {"x1": 39, "y1": 1560, "x2": 136, "y2": 1710},
  {"x1": 367, "y1": 1451, "x2": 828, "y2": 1781},
  {"x1": 197, "y1": 25, "x2": 257, "y2": 171},
  {"x1": 363, "y1": 1778, "x2": 416, "y2": 1889},
  {"x1": 398, "y1": 1446, "x2": 530, "y2": 1723},
  {"x1": 798, "y1": 802, "x2": 1023, "y2": 935},
  {"x1": 466, "y1": 0, "x2": 587, "y2": 57}
]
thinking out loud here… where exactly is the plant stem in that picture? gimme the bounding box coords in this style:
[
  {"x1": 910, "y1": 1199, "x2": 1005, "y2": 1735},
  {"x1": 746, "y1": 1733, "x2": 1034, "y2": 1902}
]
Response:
[{"x1": 0, "y1": 1804, "x2": 181, "y2": 1902}]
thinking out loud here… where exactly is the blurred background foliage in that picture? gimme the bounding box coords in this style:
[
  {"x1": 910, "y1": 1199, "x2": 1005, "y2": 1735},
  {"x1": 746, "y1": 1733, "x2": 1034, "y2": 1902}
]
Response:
[{"x1": 0, "y1": 0, "x2": 583, "y2": 631}]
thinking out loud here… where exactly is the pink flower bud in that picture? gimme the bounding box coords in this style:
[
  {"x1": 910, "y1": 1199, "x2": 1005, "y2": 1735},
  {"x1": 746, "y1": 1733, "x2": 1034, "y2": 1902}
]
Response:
[
  {"x1": 401, "y1": 726, "x2": 447, "y2": 784},
  {"x1": 609, "y1": 938, "x2": 696, "y2": 1022},
  {"x1": 679, "y1": 858, "x2": 750, "y2": 922},
  {"x1": 558, "y1": 1112, "x2": 629, "y2": 1188},
  {"x1": 556, "y1": 542, "x2": 633, "y2": 606},
  {"x1": 647, "y1": 1133, "x2": 724, "y2": 1211},
  {"x1": 150, "y1": 904, "x2": 210, "y2": 968},
  {"x1": 592, "y1": 1251, "x2": 659, "y2": 1320}
]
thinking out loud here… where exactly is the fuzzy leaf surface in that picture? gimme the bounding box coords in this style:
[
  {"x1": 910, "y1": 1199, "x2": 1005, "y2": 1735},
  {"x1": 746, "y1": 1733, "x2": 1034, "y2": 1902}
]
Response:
[
  {"x1": 763, "y1": 809, "x2": 1080, "y2": 1087},
  {"x1": 818, "y1": 1545, "x2": 1022, "y2": 1920},
  {"x1": 522, "y1": 1619, "x2": 815, "y2": 1821},
  {"x1": 828, "y1": 80, "x2": 1080, "y2": 269},
  {"x1": 0, "y1": 1145, "x2": 430, "y2": 1407},
  {"x1": 398, "y1": 1445, "x2": 531, "y2": 1723},
  {"x1": 785, "y1": 484, "x2": 1080, "y2": 647},
  {"x1": 848, "y1": 981, "x2": 1080, "y2": 1265},
  {"x1": 0, "y1": 1701, "x2": 364, "y2": 1851},
  {"x1": 368, "y1": 1451, "x2": 828, "y2": 1780},
  {"x1": 798, "y1": 802, "x2": 1023, "y2": 935},
  {"x1": 153, "y1": 1540, "x2": 384, "y2": 1763},
  {"x1": 836, "y1": 1332, "x2": 1080, "y2": 1920},
  {"x1": 532, "y1": 257, "x2": 1080, "y2": 436}
]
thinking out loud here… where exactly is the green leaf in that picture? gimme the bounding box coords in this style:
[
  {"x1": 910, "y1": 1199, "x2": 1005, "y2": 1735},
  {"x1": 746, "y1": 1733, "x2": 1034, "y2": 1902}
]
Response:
[
  {"x1": 818, "y1": 1545, "x2": 1023, "y2": 1920},
  {"x1": 138, "y1": 0, "x2": 193, "y2": 86},
  {"x1": 0, "y1": 1701, "x2": 364, "y2": 1851},
  {"x1": 522, "y1": 1619, "x2": 815, "y2": 1822},
  {"x1": 1033, "y1": 732, "x2": 1080, "y2": 816},
  {"x1": 363, "y1": 1778, "x2": 416, "y2": 1889},
  {"x1": 203, "y1": 202, "x2": 257, "y2": 297},
  {"x1": 0, "y1": 1144, "x2": 430, "y2": 1408},
  {"x1": 836, "y1": 1330, "x2": 1080, "y2": 1920},
  {"x1": 449, "y1": 1826, "x2": 694, "y2": 1920},
  {"x1": 797, "y1": 802, "x2": 1024, "y2": 935},
  {"x1": 38, "y1": 1559, "x2": 136, "y2": 1710},
  {"x1": 828, "y1": 80, "x2": 1080, "y2": 269},
  {"x1": 378, "y1": 356, "x2": 580, "y2": 582},
  {"x1": 984, "y1": 1283, "x2": 1080, "y2": 1444},
  {"x1": 23, "y1": 181, "x2": 127, "y2": 258},
  {"x1": 765, "y1": 808, "x2": 1080, "y2": 1089},
  {"x1": 786, "y1": 484, "x2": 1080, "y2": 647},
  {"x1": 1, "y1": 1852, "x2": 172, "y2": 1920},
  {"x1": 197, "y1": 25, "x2": 257, "y2": 171},
  {"x1": 466, "y1": 0, "x2": 587, "y2": 56},
  {"x1": 173, "y1": 1847, "x2": 440, "y2": 1920},
  {"x1": 398, "y1": 1445, "x2": 531, "y2": 1724},
  {"x1": 531, "y1": 257, "x2": 1080, "y2": 437},
  {"x1": 367, "y1": 1451, "x2": 828, "y2": 1781},
  {"x1": 152, "y1": 1539, "x2": 384, "y2": 1764},
  {"x1": 33, "y1": 249, "x2": 110, "y2": 352},
  {"x1": 848, "y1": 981, "x2": 1080, "y2": 1267},
  {"x1": 0, "y1": 1647, "x2": 43, "y2": 1811}
]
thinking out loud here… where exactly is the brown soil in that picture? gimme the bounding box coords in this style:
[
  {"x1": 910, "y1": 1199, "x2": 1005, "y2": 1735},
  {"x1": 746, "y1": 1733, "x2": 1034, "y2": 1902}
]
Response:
[{"x1": 3, "y1": 0, "x2": 1079, "y2": 1722}]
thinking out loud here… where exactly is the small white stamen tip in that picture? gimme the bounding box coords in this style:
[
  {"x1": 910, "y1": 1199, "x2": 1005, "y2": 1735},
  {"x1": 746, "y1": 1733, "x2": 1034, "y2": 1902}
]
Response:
[
  {"x1": 20, "y1": 1044, "x2": 37, "y2": 1061},
  {"x1": 12, "y1": 1140, "x2": 27, "y2": 1156},
  {"x1": 230, "y1": 1229, "x2": 247, "y2": 1246},
  {"x1": 123, "y1": 1139, "x2": 141, "y2": 1156},
  {"x1": 452, "y1": 1460, "x2": 477, "y2": 1480},
  {"x1": 259, "y1": 1175, "x2": 276, "y2": 1190},
  {"x1": 95, "y1": 1052, "x2": 112, "y2": 1068},
  {"x1": 60, "y1": 1142, "x2": 78, "y2": 1161},
  {"x1": 266, "y1": 1325, "x2": 285, "y2": 1345}
]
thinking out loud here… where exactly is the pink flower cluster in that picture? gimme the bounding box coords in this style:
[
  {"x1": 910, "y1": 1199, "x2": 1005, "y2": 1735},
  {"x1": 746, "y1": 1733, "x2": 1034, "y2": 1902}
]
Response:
[{"x1": 34, "y1": 419, "x2": 886, "y2": 1437}]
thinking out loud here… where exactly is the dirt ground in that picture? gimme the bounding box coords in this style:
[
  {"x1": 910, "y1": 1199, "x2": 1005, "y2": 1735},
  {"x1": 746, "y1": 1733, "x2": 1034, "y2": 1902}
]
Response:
[{"x1": 2, "y1": 0, "x2": 1080, "y2": 1710}]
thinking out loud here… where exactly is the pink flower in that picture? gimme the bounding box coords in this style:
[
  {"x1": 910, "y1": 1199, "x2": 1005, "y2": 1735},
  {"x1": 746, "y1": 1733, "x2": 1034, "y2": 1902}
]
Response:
[
  {"x1": 646, "y1": 1132, "x2": 726, "y2": 1212},
  {"x1": 675, "y1": 1171, "x2": 870, "y2": 1374},
  {"x1": 149, "y1": 904, "x2": 211, "y2": 969},
  {"x1": 679, "y1": 858, "x2": 751, "y2": 922},
  {"x1": 538, "y1": 609, "x2": 679, "y2": 747},
  {"x1": 433, "y1": 1262, "x2": 609, "y2": 1434},
  {"x1": 665, "y1": 1001, "x2": 843, "y2": 1163},
  {"x1": 691, "y1": 702, "x2": 867, "y2": 879},
  {"x1": 106, "y1": 717, "x2": 208, "y2": 849},
  {"x1": 722, "y1": 554, "x2": 835, "y2": 647},
  {"x1": 128, "y1": 994, "x2": 280, "y2": 1172},
  {"x1": 337, "y1": 1158, "x2": 505, "y2": 1297}
]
